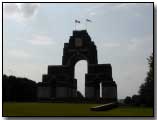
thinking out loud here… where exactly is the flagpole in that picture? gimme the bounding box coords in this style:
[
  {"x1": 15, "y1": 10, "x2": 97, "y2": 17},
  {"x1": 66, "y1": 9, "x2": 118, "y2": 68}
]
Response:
[
  {"x1": 75, "y1": 20, "x2": 81, "y2": 30},
  {"x1": 86, "y1": 19, "x2": 92, "y2": 31}
]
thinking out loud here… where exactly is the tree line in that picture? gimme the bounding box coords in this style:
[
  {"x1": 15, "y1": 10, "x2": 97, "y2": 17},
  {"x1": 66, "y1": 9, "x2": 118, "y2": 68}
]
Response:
[
  {"x1": 3, "y1": 75, "x2": 37, "y2": 102},
  {"x1": 124, "y1": 53, "x2": 154, "y2": 107}
]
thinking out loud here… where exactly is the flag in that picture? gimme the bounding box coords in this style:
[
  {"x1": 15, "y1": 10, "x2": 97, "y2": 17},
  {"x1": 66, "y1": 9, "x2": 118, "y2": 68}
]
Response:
[
  {"x1": 86, "y1": 19, "x2": 92, "y2": 22},
  {"x1": 75, "y1": 20, "x2": 80, "y2": 23}
]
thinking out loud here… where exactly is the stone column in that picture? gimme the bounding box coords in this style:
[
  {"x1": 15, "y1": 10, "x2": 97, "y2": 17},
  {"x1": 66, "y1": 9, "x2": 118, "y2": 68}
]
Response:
[
  {"x1": 72, "y1": 79, "x2": 77, "y2": 97},
  {"x1": 37, "y1": 83, "x2": 51, "y2": 100},
  {"x1": 102, "y1": 81, "x2": 117, "y2": 100},
  {"x1": 85, "y1": 85, "x2": 100, "y2": 99},
  {"x1": 85, "y1": 86, "x2": 95, "y2": 98},
  {"x1": 56, "y1": 86, "x2": 69, "y2": 98},
  {"x1": 85, "y1": 74, "x2": 100, "y2": 99}
]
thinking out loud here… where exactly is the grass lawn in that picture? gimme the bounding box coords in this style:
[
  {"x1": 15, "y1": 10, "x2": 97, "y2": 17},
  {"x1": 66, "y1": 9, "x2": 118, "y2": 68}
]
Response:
[{"x1": 3, "y1": 102, "x2": 153, "y2": 116}]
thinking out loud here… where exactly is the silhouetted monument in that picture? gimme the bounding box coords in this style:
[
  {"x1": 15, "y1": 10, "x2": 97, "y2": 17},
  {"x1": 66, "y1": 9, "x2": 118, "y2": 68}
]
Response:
[{"x1": 37, "y1": 30, "x2": 117, "y2": 102}]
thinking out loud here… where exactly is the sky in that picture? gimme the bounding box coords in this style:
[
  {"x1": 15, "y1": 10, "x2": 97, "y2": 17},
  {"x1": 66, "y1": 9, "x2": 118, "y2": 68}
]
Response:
[{"x1": 3, "y1": 3, "x2": 153, "y2": 99}]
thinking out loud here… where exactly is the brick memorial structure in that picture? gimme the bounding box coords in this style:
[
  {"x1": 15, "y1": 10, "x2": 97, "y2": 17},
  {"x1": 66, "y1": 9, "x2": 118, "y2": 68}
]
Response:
[{"x1": 37, "y1": 30, "x2": 117, "y2": 102}]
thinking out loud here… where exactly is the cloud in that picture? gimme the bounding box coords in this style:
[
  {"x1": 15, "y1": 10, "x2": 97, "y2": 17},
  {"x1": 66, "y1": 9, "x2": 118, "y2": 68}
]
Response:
[
  {"x1": 114, "y1": 3, "x2": 137, "y2": 8},
  {"x1": 3, "y1": 3, "x2": 19, "y2": 15},
  {"x1": 8, "y1": 49, "x2": 30, "y2": 58},
  {"x1": 86, "y1": 3, "x2": 149, "y2": 18},
  {"x1": 85, "y1": 3, "x2": 106, "y2": 16},
  {"x1": 89, "y1": 12, "x2": 96, "y2": 16},
  {"x1": 86, "y1": 4, "x2": 105, "y2": 12},
  {"x1": 18, "y1": 3, "x2": 40, "y2": 18},
  {"x1": 127, "y1": 35, "x2": 153, "y2": 52},
  {"x1": 102, "y1": 42, "x2": 120, "y2": 48},
  {"x1": 4, "y1": 3, "x2": 40, "y2": 21},
  {"x1": 127, "y1": 38, "x2": 138, "y2": 51},
  {"x1": 28, "y1": 35, "x2": 54, "y2": 46}
]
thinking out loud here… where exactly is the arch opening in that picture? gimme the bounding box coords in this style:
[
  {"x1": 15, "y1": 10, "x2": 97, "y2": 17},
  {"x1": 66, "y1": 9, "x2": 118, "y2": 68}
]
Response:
[{"x1": 74, "y1": 60, "x2": 88, "y2": 97}]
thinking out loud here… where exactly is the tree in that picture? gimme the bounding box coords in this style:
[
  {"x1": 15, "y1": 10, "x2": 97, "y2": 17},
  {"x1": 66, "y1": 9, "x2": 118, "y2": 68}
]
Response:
[
  {"x1": 139, "y1": 53, "x2": 154, "y2": 106},
  {"x1": 3, "y1": 74, "x2": 37, "y2": 102},
  {"x1": 132, "y1": 95, "x2": 140, "y2": 106},
  {"x1": 124, "y1": 96, "x2": 132, "y2": 104}
]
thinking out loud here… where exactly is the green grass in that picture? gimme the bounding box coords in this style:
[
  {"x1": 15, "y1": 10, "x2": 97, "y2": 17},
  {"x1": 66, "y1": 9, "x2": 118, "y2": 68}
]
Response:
[{"x1": 3, "y1": 102, "x2": 153, "y2": 116}]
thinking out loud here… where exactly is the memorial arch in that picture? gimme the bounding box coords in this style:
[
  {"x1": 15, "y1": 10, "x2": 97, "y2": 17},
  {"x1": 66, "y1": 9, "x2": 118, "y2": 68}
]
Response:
[{"x1": 38, "y1": 30, "x2": 117, "y2": 102}]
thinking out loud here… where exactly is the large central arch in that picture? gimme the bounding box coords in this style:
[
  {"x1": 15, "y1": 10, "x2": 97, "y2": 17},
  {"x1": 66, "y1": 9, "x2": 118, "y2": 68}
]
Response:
[
  {"x1": 74, "y1": 60, "x2": 88, "y2": 97},
  {"x1": 38, "y1": 30, "x2": 117, "y2": 102}
]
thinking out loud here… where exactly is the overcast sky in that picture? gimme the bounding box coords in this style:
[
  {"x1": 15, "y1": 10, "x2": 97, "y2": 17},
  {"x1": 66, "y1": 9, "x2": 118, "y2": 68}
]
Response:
[{"x1": 3, "y1": 3, "x2": 153, "y2": 99}]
